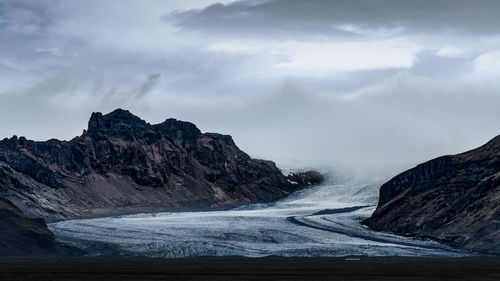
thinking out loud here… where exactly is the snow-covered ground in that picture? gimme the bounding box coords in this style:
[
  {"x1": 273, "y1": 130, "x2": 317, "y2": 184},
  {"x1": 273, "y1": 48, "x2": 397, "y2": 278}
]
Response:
[{"x1": 49, "y1": 183, "x2": 470, "y2": 258}]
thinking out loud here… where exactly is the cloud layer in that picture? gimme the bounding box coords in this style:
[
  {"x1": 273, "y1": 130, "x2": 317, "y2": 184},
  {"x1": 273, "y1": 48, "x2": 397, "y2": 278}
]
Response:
[{"x1": 1, "y1": 0, "x2": 500, "y2": 179}]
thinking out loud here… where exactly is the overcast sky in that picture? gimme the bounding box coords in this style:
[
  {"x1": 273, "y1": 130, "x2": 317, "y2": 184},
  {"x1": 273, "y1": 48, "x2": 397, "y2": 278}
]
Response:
[{"x1": 1, "y1": 0, "x2": 500, "y2": 179}]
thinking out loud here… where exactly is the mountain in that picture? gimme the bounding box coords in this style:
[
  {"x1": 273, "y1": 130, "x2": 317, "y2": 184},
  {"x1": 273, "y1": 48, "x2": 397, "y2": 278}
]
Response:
[
  {"x1": 363, "y1": 136, "x2": 500, "y2": 254},
  {"x1": 0, "y1": 109, "x2": 322, "y2": 221},
  {"x1": 0, "y1": 196, "x2": 56, "y2": 256}
]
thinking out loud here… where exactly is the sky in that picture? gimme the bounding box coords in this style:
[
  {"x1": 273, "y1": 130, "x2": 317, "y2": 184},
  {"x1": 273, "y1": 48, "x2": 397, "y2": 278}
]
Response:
[{"x1": 1, "y1": 0, "x2": 500, "y2": 180}]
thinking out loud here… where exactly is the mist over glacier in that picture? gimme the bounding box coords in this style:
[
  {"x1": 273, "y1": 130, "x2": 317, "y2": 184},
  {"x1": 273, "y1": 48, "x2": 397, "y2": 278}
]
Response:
[{"x1": 50, "y1": 181, "x2": 469, "y2": 258}]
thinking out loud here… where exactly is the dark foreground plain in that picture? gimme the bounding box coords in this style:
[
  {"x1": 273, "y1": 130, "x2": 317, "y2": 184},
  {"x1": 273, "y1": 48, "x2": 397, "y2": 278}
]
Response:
[{"x1": 0, "y1": 257, "x2": 499, "y2": 281}]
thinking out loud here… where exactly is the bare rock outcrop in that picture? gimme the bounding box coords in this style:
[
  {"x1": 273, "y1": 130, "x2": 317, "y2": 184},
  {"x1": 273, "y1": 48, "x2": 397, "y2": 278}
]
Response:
[
  {"x1": 0, "y1": 109, "x2": 321, "y2": 221},
  {"x1": 363, "y1": 136, "x2": 500, "y2": 254}
]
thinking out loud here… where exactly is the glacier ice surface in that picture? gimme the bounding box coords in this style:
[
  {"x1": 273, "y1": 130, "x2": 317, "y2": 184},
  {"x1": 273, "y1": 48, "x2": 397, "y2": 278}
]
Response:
[{"x1": 49, "y1": 183, "x2": 470, "y2": 258}]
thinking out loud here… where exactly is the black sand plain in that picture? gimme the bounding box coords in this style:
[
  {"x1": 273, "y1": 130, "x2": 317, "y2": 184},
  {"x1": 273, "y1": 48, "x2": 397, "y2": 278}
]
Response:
[{"x1": 0, "y1": 256, "x2": 499, "y2": 281}]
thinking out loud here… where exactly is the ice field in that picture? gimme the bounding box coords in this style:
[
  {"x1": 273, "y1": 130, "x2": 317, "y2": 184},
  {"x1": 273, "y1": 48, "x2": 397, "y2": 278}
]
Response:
[{"x1": 49, "y1": 182, "x2": 470, "y2": 258}]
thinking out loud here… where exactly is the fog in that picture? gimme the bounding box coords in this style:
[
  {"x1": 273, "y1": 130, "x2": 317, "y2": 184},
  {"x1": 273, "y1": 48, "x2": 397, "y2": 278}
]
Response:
[{"x1": 1, "y1": 0, "x2": 500, "y2": 179}]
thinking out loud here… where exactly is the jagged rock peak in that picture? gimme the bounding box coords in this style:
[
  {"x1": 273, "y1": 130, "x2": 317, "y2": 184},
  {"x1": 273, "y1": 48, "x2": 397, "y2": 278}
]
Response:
[
  {"x1": 0, "y1": 108, "x2": 325, "y2": 222},
  {"x1": 87, "y1": 109, "x2": 203, "y2": 133},
  {"x1": 154, "y1": 118, "x2": 202, "y2": 139},
  {"x1": 88, "y1": 109, "x2": 147, "y2": 134}
]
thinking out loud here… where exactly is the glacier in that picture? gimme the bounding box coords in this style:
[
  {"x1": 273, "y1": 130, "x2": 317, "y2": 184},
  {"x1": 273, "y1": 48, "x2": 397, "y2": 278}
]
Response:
[{"x1": 49, "y1": 182, "x2": 471, "y2": 258}]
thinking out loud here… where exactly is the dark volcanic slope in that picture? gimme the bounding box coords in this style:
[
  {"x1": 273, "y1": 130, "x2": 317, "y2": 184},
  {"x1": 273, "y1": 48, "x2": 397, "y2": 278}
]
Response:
[
  {"x1": 0, "y1": 196, "x2": 56, "y2": 256},
  {"x1": 363, "y1": 136, "x2": 500, "y2": 254},
  {"x1": 0, "y1": 109, "x2": 314, "y2": 221}
]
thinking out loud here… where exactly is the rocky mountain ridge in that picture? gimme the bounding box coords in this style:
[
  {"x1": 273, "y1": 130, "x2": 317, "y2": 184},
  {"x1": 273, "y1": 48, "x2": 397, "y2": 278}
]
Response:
[
  {"x1": 363, "y1": 135, "x2": 500, "y2": 254},
  {"x1": 0, "y1": 109, "x2": 322, "y2": 221}
]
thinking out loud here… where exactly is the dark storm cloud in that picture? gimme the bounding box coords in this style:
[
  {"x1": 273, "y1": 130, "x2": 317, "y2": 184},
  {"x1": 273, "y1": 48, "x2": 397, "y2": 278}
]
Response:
[{"x1": 172, "y1": 0, "x2": 500, "y2": 38}]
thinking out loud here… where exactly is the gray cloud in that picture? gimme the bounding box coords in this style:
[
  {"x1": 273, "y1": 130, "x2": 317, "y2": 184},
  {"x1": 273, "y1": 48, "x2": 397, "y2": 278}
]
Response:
[
  {"x1": 136, "y1": 73, "x2": 161, "y2": 99},
  {"x1": 148, "y1": 72, "x2": 500, "y2": 180},
  {"x1": 1, "y1": 0, "x2": 500, "y2": 180},
  {"x1": 172, "y1": 0, "x2": 500, "y2": 38}
]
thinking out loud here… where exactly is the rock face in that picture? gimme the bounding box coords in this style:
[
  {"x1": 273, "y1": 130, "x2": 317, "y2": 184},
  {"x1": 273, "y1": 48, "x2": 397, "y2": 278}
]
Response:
[
  {"x1": 0, "y1": 109, "x2": 319, "y2": 221},
  {"x1": 286, "y1": 170, "x2": 325, "y2": 186},
  {"x1": 363, "y1": 136, "x2": 500, "y2": 254},
  {"x1": 0, "y1": 196, "x2": 56, "y2": 256}
]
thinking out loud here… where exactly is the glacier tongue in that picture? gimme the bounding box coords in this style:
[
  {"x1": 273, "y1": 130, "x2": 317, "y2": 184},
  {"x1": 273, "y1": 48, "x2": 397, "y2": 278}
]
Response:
[{"x1": 49, "y1": 183, "x2": 469, "y2": 258}]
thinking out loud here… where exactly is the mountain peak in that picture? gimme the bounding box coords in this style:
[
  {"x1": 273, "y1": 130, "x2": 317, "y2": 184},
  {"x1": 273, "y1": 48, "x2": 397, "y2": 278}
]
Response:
[
  {"x1": 154, "y1": 118, "x2": 202, "y2": 140},
  {"x1": 106, "y1": 108, "x2": 137, "y2": 118},
  {"x1": 0, "y1": 110, "x2": 321, "y2": 222},
  {"x1": 87, "y1": 109, "x2": 147, "y2": 135}
]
